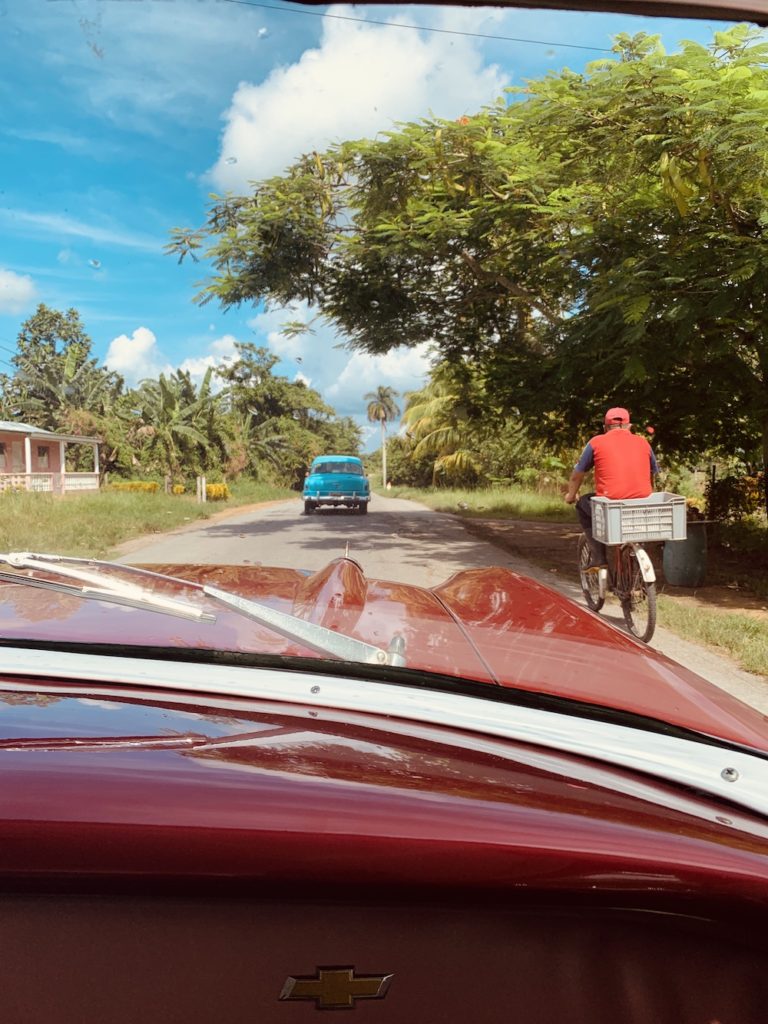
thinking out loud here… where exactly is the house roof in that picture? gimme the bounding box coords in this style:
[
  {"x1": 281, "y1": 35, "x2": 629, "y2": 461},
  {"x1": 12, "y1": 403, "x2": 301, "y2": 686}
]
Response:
[{"x1": 0, "y1": 421, "x2": 99, "y2": 444}]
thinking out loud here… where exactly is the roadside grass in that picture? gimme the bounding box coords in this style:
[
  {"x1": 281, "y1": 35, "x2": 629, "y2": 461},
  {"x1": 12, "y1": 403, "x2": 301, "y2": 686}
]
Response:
[
  {"x1": 657, "y1": 597, "x2": 768, "y2": 678},
  {"x1": 0, "y1": 482, "x2": 295, "y2": 559},
  {"x1": 384, "y1": 484, "x2": 574, "y2": 522}
]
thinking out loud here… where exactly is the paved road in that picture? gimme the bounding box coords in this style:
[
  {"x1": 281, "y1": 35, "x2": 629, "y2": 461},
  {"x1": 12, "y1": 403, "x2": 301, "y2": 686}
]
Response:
[
  {"x1": 119, "y1": 494, "x2": 768, "y2": 713},
  {"x1": 118, "y1": 494, "x2": 532, "y2": 587}
]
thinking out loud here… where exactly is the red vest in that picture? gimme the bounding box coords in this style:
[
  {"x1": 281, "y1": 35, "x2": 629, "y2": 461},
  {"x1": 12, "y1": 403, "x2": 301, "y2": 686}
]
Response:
[{"x1": 589, "y1": 430, "x2": 654, "y2": 500}]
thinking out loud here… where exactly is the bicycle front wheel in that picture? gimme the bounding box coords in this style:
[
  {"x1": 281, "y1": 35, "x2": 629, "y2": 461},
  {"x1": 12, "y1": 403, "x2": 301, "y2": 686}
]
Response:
[
  {"x1": 577, "y1": 534, "x2": 604, "y2": 612},
  {"x1": 618, "y1": 546, "x2": 657, "y2": 643}
]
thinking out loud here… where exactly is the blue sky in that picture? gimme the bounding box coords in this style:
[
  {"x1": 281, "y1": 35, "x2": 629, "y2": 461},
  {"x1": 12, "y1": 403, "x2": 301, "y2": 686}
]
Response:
[{"x1": 0, "y1": 1, "x2": 740, "y2": 445}]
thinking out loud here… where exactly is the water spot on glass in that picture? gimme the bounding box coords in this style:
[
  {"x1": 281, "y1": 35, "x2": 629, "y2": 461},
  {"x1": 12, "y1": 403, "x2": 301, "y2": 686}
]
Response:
[
  {"x1": 258, "y1": 27, "x2": 268, "y2": 38},
  {"x1": 418, "y1": 173, "x2": 430, "y2": 181},
  {"x1": 546, "y1": 49, "x2": 556, "y2": 57},
  {"x1": 89, "y1": 258, "x2": 101, "y2": 269},
  {"x1": 370, "y1": 300, "x2": 379, "y2": 308},
  {"x1": 225, "y1": 156, "x2": 238, "y2": 165}
]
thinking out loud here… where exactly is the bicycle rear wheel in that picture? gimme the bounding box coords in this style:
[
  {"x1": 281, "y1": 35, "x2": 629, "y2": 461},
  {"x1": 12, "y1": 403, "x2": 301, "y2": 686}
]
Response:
[
  {"x1": 618, "y1": 546, "x2": 657, "y2": 643},
  {"x1": 577, "y1": 534, "x2": 604, "y2": 612}
]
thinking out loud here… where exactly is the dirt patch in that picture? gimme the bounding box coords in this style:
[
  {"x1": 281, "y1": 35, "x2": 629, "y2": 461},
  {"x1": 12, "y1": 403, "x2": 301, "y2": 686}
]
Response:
[{"x1": 460, "y1": 516, "x2": 768, "y2": 622}]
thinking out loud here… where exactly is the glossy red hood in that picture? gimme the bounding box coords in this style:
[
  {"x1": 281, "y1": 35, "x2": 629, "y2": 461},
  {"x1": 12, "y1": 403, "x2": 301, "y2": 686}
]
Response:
[{"x1": 0, "y1": 556, "x2": 766, "y2": 752}]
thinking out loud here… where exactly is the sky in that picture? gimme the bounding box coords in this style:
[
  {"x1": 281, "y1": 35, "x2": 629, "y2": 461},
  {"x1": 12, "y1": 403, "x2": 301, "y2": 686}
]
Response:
[{"x1": 0, "y1": 0, "x2": 740, "y2": 447}]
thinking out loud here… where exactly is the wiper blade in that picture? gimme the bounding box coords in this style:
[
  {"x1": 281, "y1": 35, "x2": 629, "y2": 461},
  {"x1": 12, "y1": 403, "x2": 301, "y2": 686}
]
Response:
[
  {"x1": 0, "y1": 552, "x2": 215, "y2": 623},
  {"x1": 204, "y1": 584, "x2": 406, "y2": 666},
  {"x1": 0, "y1": 553, "x2": 407, "y2": 666}
]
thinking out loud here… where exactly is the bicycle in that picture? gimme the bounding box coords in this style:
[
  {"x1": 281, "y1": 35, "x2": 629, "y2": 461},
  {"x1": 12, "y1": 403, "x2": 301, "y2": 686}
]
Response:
[{"x1": 577, "y1": 534, "x2": 657, "y2": 643}]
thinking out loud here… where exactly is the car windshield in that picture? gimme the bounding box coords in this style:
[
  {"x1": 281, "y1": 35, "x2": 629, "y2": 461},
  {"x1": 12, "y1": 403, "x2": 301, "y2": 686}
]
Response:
[{"x1": 1, "y1": 1, "x2": 767, "y2": 748}]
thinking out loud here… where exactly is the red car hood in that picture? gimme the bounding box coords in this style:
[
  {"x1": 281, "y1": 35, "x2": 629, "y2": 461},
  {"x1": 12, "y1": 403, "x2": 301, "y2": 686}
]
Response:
[{"x1": 0, "y1": 556, "x2": 766, "y2": 752}]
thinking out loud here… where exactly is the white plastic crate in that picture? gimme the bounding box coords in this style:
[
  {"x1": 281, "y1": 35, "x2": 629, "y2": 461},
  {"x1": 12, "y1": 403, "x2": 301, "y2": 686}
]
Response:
[{"x1": 591, "y1": 492, "x2": 687, "y2": 544}]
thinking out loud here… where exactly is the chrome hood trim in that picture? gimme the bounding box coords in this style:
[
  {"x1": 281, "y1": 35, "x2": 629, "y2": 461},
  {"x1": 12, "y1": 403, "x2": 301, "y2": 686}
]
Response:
[{"x1": 1, "y1": 645, "x2": 767, "y2": 822}]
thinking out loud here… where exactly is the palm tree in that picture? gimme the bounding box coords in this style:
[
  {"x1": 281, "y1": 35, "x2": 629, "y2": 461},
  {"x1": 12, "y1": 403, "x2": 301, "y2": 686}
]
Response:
[
  {"x1": 402, "y1": 370, "x2": 481, "y2": 485},
  {"x1": 134, "y1": 368, "x2": 225, "y2": 480},
  {"x1": 364, "y1": 386, "x2": 400, "y2": 488}
]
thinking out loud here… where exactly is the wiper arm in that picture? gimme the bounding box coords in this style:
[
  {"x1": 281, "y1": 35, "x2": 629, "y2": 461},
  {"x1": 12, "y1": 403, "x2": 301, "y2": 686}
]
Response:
[
  {"x1": 0, "y1": 552, "x2": 215, "y2": 623},
  {"x1": 203, "y1": 584, "x2": 407, "y2": 667},
  {"x1": 0, "y1": 553, "x2": 407, "y2": 666}
]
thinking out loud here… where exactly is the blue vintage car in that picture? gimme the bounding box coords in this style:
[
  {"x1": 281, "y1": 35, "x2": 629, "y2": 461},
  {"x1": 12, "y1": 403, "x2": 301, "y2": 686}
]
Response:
[{"x1": 303, "y1": 454, "x2": 370, "y2": 515}]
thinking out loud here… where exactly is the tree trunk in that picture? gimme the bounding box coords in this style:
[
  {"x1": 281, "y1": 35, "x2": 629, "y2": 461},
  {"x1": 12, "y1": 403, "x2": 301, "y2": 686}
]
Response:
[
  {"x1": 381, "y1": 418, "x2": 387, "y2": 489},
  {"x1": 762, "y1": 412, "x2": 768, "y2": 518}
]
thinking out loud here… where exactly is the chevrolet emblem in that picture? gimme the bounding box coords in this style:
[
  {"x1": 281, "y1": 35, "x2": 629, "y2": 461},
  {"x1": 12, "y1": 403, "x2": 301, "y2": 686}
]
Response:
[{"x1": 280, "y1": 967, "x2": 393, "y2": 1010}]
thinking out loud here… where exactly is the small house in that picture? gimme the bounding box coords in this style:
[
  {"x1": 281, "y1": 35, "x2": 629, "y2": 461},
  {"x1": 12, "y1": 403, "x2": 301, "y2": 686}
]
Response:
[{"x1": 0, "y1": 421, "x2": 100, "y2": 494}]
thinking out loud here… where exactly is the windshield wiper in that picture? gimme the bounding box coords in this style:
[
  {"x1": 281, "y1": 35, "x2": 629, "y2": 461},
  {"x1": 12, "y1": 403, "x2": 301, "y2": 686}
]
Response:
[
  {"x1": 0, "y1": 553, "x2": 407, "y2": 666},
  {"x1": 0, "y1": 552, "x2": 215, "y2": 623},
  {"x1": 203, "y1": 584, "x2": 406, "y2": 666}
]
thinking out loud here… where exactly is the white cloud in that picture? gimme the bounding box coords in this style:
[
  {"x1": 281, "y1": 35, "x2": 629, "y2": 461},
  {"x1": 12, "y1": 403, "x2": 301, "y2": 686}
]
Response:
[
  {"x1": 0, "y1": 209, "x2": 161, "y2": 252},
  {"x1": 105, "y1": 326, "x2": 169, "y2": 383},
  {"x1": 246, "y1": 302, "x2": 432, "y2": 420},
  {"x1": 210, "y1": 334, "x2": 239, "y2": 359},
  {"x1": 177, "y1": 333, "x2": 239, "y2": 386},
  {"x1": 327, "y1": 344, "x2": 434, "y2": 417},
  {"x1": 0, "y1": 268, "x2": 36, "y2": 314},
  {"x1": 106, "y1": 329, "x2": 241, "y2": 387},
  {"x1": 248, "y1": 303, "x2": 314, "y2": 365},
  {"x1": 210, "y1": 5, "x2": 508, "y2": 186}
]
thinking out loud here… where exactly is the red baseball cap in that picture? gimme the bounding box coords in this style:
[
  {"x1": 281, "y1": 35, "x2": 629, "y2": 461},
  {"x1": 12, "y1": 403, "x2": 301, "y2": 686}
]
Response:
[{"x1": 604, "y1": 407, "x2": 630, "y2": 424}]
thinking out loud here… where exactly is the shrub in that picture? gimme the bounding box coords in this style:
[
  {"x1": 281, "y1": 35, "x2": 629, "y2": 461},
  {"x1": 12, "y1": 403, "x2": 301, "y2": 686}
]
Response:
[
  {"x1": 172, "y1": 484, "x2": 186, "y2": 495},
  {"x1": 109, "y1": 481, "x2": 160, "y2": 494},
  {"x1": 705, "y1": 473, "x2": 765, "y2": 521},
  {"x1": 205, "y1": 482, "x2": 230, "y2": 501}
]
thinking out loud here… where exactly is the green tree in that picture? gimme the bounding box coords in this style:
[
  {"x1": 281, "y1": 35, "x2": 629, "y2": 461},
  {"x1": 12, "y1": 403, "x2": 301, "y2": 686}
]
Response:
[
  {"x1": 170, "y1": 25, "x2": 768, "y2": 509},
  {"x1": 0, "y1": 304, "x2": 123, "y2": 432},
  {"x1": 132, "y1": 368, "x2": 225, "y2": 480},
  {"x1": 402, "y1": 368, "x2": 481, "y2": 485},
  {"x1": 216, "y1": 342, "x2": 362, "y2": 485},
  {"x1": 365, "y1": 385, "x2": 400, "y2": 488}
]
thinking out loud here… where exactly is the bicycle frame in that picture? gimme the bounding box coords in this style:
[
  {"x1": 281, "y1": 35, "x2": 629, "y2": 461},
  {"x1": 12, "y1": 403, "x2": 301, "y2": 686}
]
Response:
[{"x1": 598, "y1": 542, "x2": 656, "y2": 601}]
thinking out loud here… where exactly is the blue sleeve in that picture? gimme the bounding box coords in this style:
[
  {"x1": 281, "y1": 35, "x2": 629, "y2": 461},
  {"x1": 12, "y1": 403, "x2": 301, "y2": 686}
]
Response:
[
  {"x1": 574, "y1": 443, "x2": 594, "y2": 473},
  {"x1": 650, "y1": 449, "x2": 659, "y2": 475}
]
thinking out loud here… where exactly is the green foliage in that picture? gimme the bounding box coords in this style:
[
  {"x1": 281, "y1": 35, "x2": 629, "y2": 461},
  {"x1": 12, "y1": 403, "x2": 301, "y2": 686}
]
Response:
[
  {"x1": 217, "y1": 342, "x2": 362, "y2": 487},
  {"x1": 384, "y1": 435, "x2": 435, "y2": 487},
  {"x1": 0, "y1": 305, "x2": 123, "y2": 434},
  {"x1": 0, "y1": 309, "x2": 361, "y2": 491},
  {"x1": 705, "y1": 472, "x2": 766, "y2": 520},
  {"x1": 173, "y1": 26, "x2": 768, "y2": 506},
  {"x1": 365, "y1": 386, "x2": 400, "y2": 425}
]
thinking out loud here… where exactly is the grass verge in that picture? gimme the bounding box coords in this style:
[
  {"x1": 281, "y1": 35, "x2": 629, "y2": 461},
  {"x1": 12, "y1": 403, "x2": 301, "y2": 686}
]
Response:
[
  {"x1": 657, "y1": 596, "x2": 768, "y2": 678},
  {"x1": 385, "y1": 484, "x2": 574, "y2": 522},
  {"x1": 0, "y1": 482, "x2": 295, "y2": 559}
]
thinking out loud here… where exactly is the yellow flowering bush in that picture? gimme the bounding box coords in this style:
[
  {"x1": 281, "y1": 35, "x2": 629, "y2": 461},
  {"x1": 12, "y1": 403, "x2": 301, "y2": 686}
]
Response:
[
  {"x1": 205, "y1": 483, "x2": 230, "y2": 501},
  {"x1": 109, "y1": 481, "x2": 160, "y2": 494}
]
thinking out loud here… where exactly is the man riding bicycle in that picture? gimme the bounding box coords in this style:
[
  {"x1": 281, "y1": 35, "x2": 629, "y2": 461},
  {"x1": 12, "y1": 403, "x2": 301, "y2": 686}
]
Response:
[{"x1": 564, "y1": 407, "x2": 659, "y2": 567}]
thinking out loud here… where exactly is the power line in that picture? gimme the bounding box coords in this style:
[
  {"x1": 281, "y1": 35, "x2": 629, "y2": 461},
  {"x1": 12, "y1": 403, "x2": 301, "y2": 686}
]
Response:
[{"x1": 219, "y1": 0, "x2": 614, "y2": 52}]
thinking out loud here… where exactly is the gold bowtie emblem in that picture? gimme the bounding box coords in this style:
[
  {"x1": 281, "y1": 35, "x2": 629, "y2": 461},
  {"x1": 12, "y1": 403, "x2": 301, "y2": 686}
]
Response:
[{"x1": 280, "y1": 967, "x2": 393, "y2": 1010}]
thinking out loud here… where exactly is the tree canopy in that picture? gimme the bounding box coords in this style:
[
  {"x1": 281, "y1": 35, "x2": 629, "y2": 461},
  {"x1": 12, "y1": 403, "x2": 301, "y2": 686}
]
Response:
[
  {"x1": 169, "y1": 25, "x2": 768, "y2": 484},
  {"x1": 0, "y1": 305, "x2": 361, "y2": 487}
]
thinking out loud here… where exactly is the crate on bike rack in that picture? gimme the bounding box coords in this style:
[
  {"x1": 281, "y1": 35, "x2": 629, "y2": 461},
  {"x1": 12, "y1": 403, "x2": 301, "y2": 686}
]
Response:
[{"x1": 590, "y1": 492, "x2": 687, "y2": 544}]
